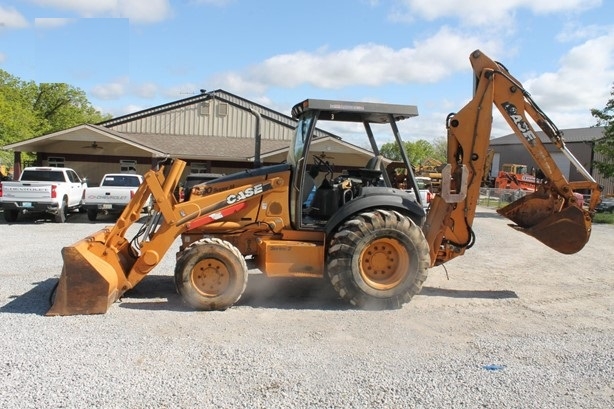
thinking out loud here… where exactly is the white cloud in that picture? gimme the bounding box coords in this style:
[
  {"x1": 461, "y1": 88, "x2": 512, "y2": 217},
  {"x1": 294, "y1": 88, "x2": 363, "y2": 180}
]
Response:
[
  {"x1": 34, "y1": 17, "x2": 75, "y2": 29},
  {"x1": 556, "y1": 22, "x2": 611, "y2": 42},
  {"x1": 29, "y1": 0, "x2": 172, "y2": 23},
  {"x1": 392, "y1": 0, "x2": 601, "y2": 28},
  {"x1": 90, "y1": 78, "x2": 129, "y2": 100},
  {"x1": 0, "y1": 52, "x2": 5, "y2": 63},
  {"x1": 209, "y1": 27, "x2": 502, "y2": 95},
  {"x1": 133, "y1": 83, "x2": 159, "y2": 99},
  {"x1": 0, "y1": 6, "x2": 29, "y2": 28},
  {"x1": 522, "y1": 30, "x2": 614, "y2": 128}
]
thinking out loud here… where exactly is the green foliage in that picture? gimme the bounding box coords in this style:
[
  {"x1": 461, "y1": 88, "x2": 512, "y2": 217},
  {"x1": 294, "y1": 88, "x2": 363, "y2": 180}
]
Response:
[
  {"x1": 591, "y1": 83, "x2": 614, "y2": 178},
  {"x1": 0, "y1": 69, "x2": 111, "y2": 166},
  {"x1": 380, "y1": 138, "x2": 440, "y2": 165},
  {"x1": 593, "y1": 211, "x2": 614, "y2": 224}
]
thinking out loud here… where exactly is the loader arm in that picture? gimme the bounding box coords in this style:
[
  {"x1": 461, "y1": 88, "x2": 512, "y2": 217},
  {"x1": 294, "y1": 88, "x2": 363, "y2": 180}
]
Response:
[
  {"x1": 423, "y1": 50, "x2": 601, "y2": 266},
  {"x1": 48, "y1": 159, "x2": 285, "y2": 315}
]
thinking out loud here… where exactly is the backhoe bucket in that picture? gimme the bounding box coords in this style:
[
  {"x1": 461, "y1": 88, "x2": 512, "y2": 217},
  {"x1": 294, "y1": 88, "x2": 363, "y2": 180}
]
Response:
[
  {"x1": 47, "y1": 229, "x2": 133, "y2": 316},
  {"x1": 497, "y1": 192, "x2": 590, "y2": 255}
]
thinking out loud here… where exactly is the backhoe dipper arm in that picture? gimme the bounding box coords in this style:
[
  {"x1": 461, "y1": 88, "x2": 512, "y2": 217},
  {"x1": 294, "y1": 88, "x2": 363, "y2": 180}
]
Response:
[{"x1": 423, "y1": 50, "x2": 600, "y2": 266}]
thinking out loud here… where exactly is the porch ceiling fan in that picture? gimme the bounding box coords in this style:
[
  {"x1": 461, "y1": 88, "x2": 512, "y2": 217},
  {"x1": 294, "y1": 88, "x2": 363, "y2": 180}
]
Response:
[{"x1": 81, "y1": 141, "x2": 104, "y2": 150}]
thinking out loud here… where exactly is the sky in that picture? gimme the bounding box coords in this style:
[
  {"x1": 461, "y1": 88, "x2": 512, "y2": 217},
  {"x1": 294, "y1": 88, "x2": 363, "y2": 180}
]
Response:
[{"x1": 1, "y1": 0, "x2": 613, "y2": 145}]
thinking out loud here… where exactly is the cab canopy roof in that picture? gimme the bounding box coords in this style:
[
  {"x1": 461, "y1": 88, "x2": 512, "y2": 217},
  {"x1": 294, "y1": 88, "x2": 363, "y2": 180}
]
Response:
[{"x1": 291, "y1": 99, "x2": 419, "y2": 124}]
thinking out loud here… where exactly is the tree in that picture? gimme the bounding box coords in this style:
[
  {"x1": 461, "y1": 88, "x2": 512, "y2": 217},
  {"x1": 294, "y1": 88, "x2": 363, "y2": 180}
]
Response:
[
  {"x1": 0, "y1": 69, "x2": 111, "y2": 166},
  {"x1": 591, "y1": 83, "x2": 614, "y2": 178},
  {"x1": 380, "y1": 139, "x2": 437, "y2": 164}
]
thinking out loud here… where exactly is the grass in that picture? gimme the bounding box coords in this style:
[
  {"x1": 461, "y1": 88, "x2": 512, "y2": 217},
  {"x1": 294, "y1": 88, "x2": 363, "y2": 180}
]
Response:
[{"x1": 594, "y1": 212, "x2": 614, "y2": 224}]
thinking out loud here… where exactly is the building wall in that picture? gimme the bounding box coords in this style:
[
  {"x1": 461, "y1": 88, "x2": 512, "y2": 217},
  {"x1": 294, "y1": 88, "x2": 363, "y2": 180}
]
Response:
[
  {"x1": 108, "y1": 98, "x2": 295, "y2": 142},
  {"x1": 490, "y1": 141, "x2": 592, "y2": 182},
  {"x1": 593, "y1": 151, "x2": 614, "y2": 195}
]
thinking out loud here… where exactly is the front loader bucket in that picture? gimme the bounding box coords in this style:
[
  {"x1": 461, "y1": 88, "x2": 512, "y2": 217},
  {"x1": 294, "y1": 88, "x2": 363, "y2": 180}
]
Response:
[
  {"x1": 497, "y1": 192, "x2": 591, "y2": 255},
  {"x1": 47, "y1": 230, "x2": 133, "y2": 316}
]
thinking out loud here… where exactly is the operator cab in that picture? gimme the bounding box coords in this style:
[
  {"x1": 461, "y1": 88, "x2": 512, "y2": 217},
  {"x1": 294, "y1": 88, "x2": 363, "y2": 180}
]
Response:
[{"x1": 287, "y1": 98, "x2": 425, "y2": 230}]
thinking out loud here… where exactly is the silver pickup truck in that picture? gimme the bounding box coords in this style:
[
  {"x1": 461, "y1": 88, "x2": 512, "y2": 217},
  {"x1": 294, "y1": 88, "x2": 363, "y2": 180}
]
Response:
[
  {"x1": 82, "y1": 173, "x2": 151, "y2": 221},
  {"x1": 0, "y1": 167, "x2": 87, "y2": 223}
]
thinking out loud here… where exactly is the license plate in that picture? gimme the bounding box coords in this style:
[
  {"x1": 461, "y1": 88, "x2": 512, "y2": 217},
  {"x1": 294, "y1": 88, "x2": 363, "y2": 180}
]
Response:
[
  {"x1": 22, "y1": 202, "x2": 32, "y2": 208},
  {"x1": 101, "y1": 204, "x2": 112, "y2": 210}
]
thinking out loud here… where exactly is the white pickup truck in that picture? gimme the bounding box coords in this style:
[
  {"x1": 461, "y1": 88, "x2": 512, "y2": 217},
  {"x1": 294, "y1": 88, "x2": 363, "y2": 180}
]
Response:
[
  {"x1": 406, "y1": 176, "x2": 434, "y2": 210},
  {"x1": 0, "y1": 167, "x2": 87, "y2": 223},
  {"x1": 82, "y1": 173, "x2": 150, "y2": 221}
]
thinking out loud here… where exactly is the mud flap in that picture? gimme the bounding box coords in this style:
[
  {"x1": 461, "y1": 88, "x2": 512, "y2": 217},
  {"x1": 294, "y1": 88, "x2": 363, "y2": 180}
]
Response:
[
  {"x1": 497, "y1": 191, "x2": 590, "y2": 255},
  {"x1": 47, "y1": 233, "x2": 130, "y2": 316}
]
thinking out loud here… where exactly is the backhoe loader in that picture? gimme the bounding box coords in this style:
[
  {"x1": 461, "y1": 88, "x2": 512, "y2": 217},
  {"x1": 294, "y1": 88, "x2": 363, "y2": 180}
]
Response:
[{"x1": 48, "y1": 50, "x2": 601, "y2": 316}]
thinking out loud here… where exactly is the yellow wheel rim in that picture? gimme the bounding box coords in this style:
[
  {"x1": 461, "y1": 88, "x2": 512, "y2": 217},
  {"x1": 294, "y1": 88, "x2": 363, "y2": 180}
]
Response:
[
  {"x1": 191, "y1": 258, "x2": 231, "y2": 296},
  {"x1": 359, "y1": 237, "x2": 410, "y2": 290}
]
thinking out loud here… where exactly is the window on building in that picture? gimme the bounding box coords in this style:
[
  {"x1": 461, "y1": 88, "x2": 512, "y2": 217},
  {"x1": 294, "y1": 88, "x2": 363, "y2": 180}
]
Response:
[
  {"x1": 47, "y1": 157, "x2": 65, "y2": 167},
  {"x1": 190, "y1": 162, "x2": 210, "y2": 174},
  {"x1": 120, "y1": 160, "x2": 137, "y2": 173}
]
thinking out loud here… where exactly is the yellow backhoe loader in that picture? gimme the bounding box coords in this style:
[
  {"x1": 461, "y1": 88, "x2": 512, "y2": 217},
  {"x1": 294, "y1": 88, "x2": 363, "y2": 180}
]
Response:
[{"x1": 48, "y1": 50, "x2": 602, "y2": 316}]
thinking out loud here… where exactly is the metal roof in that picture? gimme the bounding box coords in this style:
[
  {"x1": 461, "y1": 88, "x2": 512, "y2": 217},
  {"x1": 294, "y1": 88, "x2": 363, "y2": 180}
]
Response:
[{"x1": 291, "y1": 99, "x2": 419, "y2": 123}]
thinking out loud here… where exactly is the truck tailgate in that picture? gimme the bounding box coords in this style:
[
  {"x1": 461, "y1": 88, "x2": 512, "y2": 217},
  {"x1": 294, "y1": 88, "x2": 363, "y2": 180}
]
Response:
[{"x1": 1, "y1": 182, "x2": 53, "y2": 201}]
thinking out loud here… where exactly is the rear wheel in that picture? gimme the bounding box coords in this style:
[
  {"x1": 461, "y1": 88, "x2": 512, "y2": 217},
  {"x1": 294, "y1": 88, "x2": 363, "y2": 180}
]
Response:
[
  {"x1": 327, "y1": 209, "x2": 430, "y2": 310},
  {"x1": 3, "y1": 209, "x2": 18, "y2": 223},
  {"x1": 54, "y1": 198, "x2": 68, "y2": 223},
  {"x1": 87, "y1": 208, "x2": 98, "y2": 221},
  {"x1": 175, "y1": 238, "x2": 248, "y2": 311}
]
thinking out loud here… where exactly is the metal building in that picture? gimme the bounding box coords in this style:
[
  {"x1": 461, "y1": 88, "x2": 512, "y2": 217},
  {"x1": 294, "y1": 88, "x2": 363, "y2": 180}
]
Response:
[{"x1": 489, "y1": 126, "x2": 613, "y2": 195}]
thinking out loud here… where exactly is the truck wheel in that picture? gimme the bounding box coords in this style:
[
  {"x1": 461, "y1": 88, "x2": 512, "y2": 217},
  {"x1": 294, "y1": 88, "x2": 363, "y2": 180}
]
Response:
[
  {"x1": 327, "y1": 209, "x2": 430, "y2": 310},
  {"x1": 54, "y1": 198, "x2": 68, "y2": 223},
  {"x1": 3, "y1": 209, "x2": 18, "y2": 223},
  {"x1": 87, "y1": 208, "x2": 98, "y2": 221},
  {"x1": 174, "y1": 238, "x2": 248, "y2": 311}
]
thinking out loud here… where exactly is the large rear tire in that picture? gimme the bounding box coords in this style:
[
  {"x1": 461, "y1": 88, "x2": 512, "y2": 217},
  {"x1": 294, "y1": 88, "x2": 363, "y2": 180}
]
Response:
[
  {"x1": 327, "y1": 209, "x2": 430, "y2": 310},
  {"x1": 175, "y1": 238, "x2": 248, "y2": 311}
]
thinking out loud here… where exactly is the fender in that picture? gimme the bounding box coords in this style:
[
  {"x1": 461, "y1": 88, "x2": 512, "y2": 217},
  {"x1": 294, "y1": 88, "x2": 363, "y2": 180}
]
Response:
[{"x1": 325, "y1": 187, "x2": 425, "y2": 235}]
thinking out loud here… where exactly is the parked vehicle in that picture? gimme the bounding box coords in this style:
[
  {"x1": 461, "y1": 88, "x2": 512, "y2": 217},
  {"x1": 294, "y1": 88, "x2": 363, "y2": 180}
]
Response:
[
  {"x1": 82, "y1": 173, "x2": 150, "y2": 221},
  {"x1": 406, "y1": 176, "x2": 434, "y2": 209},
  {"x1": 596, "y1": 197, "x2": 614, "y2": 213},
  {"x1": 0, "y1": 167, "x2": 86, "y2": 223}
]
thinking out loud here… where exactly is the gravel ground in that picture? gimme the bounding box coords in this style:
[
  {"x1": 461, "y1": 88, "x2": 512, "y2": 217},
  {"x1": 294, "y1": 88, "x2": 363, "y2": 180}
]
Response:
[{"x1": 0, "y1": 207, "x2": 612, "y2": 408}]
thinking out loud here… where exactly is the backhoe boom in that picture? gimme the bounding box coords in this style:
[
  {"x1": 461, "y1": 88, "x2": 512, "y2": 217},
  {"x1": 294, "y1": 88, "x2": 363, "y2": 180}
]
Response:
[{"x1": 424, "y1": 50, "x2": 601, "y2": 266}]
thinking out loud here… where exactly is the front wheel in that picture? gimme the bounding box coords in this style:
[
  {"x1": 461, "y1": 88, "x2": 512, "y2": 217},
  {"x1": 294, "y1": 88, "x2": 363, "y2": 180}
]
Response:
[
  {"x1": 327, "y1": 209, "x2": 430, "y2": 310},
  {"x1": 175, "y1": 238, "x2": 248, "y2": 311}
]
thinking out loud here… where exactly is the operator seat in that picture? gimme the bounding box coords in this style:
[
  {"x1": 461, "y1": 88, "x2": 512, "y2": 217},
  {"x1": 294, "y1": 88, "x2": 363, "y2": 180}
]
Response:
[
  {"x1": 365, "y1": 155, "x2": 383, "y2": 171},
  {"x1": 363, "y1": 155, "x2": 384, "y2": 185}
]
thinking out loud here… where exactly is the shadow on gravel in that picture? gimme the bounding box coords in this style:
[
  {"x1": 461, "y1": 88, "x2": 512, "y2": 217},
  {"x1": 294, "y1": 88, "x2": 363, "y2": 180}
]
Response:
[
  {"x1": 120, "y1": 273, "x2": 349, "y2": 312},
  {"x1": 474, "y1": 210, "x2": 506, "y2": 219},
  {"x1": 0, "y1": 274, "x2": 516, "y2": 316},
  {"x1": 419, "y1": 286, "x2": 518, "y2": 299},
  {"x1": 0, "y1": 278, "x2": 57, "y2": 315}
]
